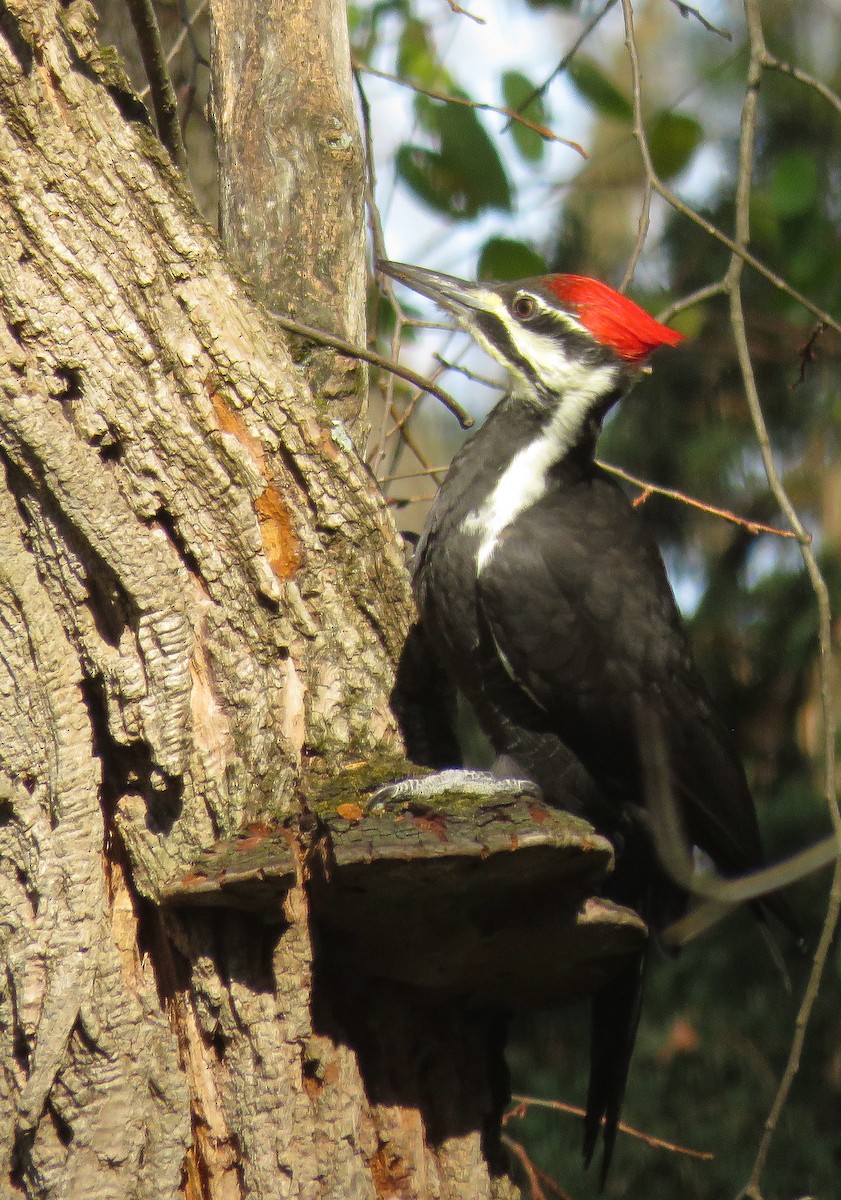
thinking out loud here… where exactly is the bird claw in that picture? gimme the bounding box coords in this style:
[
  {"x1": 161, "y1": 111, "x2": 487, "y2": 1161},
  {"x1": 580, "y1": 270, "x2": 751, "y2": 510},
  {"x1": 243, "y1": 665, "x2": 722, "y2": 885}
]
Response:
[{"x1": 367, "y1": 768, "x2": 542, "y2": 811}]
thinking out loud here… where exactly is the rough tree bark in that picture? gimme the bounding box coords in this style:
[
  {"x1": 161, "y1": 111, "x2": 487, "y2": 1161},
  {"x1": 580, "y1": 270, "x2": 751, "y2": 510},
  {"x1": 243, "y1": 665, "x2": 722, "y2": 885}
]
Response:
[
  {"x1": 0, "y1": 4, "x2": 643, "y2": 1198},
  {"x1": 0, "y1": 1, "x2": 412, "y2": 1195}
]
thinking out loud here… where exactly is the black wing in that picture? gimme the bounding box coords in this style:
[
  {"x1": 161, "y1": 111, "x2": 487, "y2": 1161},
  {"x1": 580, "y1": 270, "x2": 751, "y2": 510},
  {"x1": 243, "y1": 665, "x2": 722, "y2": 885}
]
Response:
[{"x1": 476, "y1": 469, "x2": 766, "y2": 876}]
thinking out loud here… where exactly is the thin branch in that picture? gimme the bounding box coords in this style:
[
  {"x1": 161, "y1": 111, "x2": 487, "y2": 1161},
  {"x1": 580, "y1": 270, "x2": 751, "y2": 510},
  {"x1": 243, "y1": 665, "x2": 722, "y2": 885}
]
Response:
[
  {"x1": 792, "y1": 322, "x2": 827, "y2": 389},
  {"x1": 507, "y1": 1094, "x2": 714, "y2": 1161},
  {"x1": 354, "y1": 73, "x2": 389, "y2": 276},
  {"x1": 508, "y1": 0, "x2": 619, "y2": 120},
  {"x1": 634, "y1": 701, "x2": 838, "y2": 944},
  {"x1": 353, "y1": 60, "x2": 587, "y2": 158},
  {"x1": 597, "y1": 460, "x2": 799, "y2": 539},
  {"x1": 619, "y1": 174, "x2": 653, "y2": 290},
  {"x1": 125, "y1": 0, "x2": 189, "y2": 175},
  {"x1": 762, "y1": 52, "x2": 841, "y2": 119},
  {"x1": 656, "y1": 278, "x2": 728, "y2": 324},
  {"x1": 138, "y1": 0, "x2": 209, "y2": 101},
  {"x1": 432, "y1": 354, "x2": 502, "y2": 390},
  {"x1": 378, "y1": 465, "x2": 452, "y2": 484},
  {"x1": 500, "y1": 1136, "x2": 571, "y2": 1200},
  {"x1": 727, "y1": 3, "x2": 841, "y2": 1190},
  {"x1": 383, "y1": 437, "x2": 448, "y2": 492},
  {"x1": 270, "y1": 311, "x2": 473, "y2": 429},
  {"x1": 444, "y1": 0, "x2": 485, "y2": 24},
  {"x1": 667, "y1": 0, "x2": 732, "y2": 40}
]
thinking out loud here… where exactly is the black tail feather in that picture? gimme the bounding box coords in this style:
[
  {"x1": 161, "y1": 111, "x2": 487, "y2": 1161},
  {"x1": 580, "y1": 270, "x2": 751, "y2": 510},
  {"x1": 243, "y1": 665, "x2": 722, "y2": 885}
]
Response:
[{"x1": 583, "y1": 948, "x2": 648, "y2": 1190}]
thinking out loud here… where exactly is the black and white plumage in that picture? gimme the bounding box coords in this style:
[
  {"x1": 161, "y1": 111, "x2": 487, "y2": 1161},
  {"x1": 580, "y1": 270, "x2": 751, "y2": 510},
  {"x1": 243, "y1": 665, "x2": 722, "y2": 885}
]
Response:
[{"x1": 380, "y1": 260, "x2": 794, "y2": 1185}]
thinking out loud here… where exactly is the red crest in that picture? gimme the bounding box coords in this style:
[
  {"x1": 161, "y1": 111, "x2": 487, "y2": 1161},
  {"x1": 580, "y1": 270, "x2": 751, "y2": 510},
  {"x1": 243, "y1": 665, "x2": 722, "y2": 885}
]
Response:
[{"x1": 546, "y1": 275, "x2": 684, "y2": 363}]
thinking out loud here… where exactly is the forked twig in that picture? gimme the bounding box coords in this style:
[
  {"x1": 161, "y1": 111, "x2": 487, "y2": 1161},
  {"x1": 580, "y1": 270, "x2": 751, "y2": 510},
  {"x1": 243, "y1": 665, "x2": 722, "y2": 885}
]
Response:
[
  {"x1": 667, "y1": 0, "x2": 732, "y2": 39},
  {"x1": 501, "y1": 1135, "x2": 572, "y2": 1200}
]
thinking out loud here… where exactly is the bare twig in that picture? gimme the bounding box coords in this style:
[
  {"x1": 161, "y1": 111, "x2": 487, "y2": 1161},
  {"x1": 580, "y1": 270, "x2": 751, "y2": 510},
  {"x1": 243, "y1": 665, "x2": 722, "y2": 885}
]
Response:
[
  {"x1": 387, "y1": 432, "x2": 448, "y2": 489},
  {"x1": 125, "y1": 0, "x2": 189, "y2": 175},
  {"x1": 354, "y1": 60, "x2": 587, "y2": 158},
  {"x1": 635, "y1": 698, "x2": 838, "y2": 919},
  {"x1": 270, "y1": 311, "x2": 473, "y2": 429},
  {"x1": 378, "y1": 465, "x2": 452, "y2": 484},
  {"x1": 597, "y1": 460, "x2": 799, "y2": 539},
  {"x1": 620, "y1": 174, "x2": 653, "y2": 290},
  {"x1": 729, "y1": 3, "x2": 841, "y2": 1190},
  {"x1": 500, "y1": 1135, "x2": 571, "y2": 1200},
  {"x1": 509, "y1": 0, "x2": 619, "y2": 120},
  {"x1": 432, "y1": 354, "x2": 502, "y2": 390},
  {"x1": 792, "y1": 323, "x2": 827, "y2": 389},
  {"x1": 667, "y1": 0, "x2": 732, "y2": 40},
  {"x1": 762, "y1": 52, "x2": 841, "y2": 119},
  {"x1": 656, "y1": 278, "x2": 728, "y2": 324},
  {"x1": 138, "y1": 0, "x2": 209, "y2": 101},
  {"x1": 444, "y1": 0, "x2": 486, "y2": 24},
  {"x1": 354, "y1": 74, "x2": 389, "y2": 277},
  {"x1": 508, "y1": 1094, "x2": 714, "y2": 1161}
]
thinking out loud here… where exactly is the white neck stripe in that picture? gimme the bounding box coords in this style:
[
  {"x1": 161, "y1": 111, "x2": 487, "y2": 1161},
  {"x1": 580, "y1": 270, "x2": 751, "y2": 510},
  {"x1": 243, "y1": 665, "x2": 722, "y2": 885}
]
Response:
[{"x1": 462, "y1": 361, "x2": 618, "y2": 570}]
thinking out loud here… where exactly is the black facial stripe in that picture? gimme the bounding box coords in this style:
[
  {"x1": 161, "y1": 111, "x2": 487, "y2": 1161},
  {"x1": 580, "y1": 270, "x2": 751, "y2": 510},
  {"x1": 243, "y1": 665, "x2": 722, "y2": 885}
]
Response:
[
  {"x1": 526, "y1": 303, "x2": 609, "y2": 360},
  {"x1": 473, "y1": 310, "x2": 543, "y2": 390},
  {"x1": 526, "y1": 310, "x2": 581, "y2": 339},
  {"x1": 473, "y1": 308, "x2": 612, "y2": 393}
]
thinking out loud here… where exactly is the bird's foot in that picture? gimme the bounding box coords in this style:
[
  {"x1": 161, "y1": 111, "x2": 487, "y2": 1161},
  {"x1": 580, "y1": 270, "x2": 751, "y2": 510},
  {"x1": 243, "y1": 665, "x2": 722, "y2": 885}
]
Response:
[{"x1": 368, "y1": 768, "x2": 541, "y2": 810}]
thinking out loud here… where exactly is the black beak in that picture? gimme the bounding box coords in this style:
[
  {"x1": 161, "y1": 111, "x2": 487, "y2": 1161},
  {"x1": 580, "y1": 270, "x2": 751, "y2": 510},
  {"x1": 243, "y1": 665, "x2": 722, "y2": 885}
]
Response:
[{"x1": 378, "y1": 260, "x2": 489, "y2": 318}]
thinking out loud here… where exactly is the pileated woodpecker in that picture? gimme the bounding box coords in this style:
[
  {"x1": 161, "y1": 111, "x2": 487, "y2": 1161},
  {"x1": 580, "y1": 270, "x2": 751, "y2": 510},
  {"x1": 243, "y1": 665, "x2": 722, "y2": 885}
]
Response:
[{"x1": 380, "y1": 259, "x2": 795, "y2": 1185}]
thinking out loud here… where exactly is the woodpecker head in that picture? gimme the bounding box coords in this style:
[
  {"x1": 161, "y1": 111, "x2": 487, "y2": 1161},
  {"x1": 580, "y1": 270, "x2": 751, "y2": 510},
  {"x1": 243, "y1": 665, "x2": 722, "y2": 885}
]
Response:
[{"x1": 379, "y1": 260, "x2": 683, "y2": 415}]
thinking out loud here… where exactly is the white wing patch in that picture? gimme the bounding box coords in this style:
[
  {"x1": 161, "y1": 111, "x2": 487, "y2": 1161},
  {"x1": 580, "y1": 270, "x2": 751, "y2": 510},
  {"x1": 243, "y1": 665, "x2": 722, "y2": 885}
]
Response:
[{"x1": 490, "y1": 626, "x2": 547, "y2": 710}]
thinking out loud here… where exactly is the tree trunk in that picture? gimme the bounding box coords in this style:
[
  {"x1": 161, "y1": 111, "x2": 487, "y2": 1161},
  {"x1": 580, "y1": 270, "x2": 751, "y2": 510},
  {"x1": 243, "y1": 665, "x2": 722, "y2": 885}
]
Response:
[
  {"x1": 209, "y1": 0, "x2": 369, "y2": 437},
  {"x1": 0, "y1": 4, "x2": 644, "y2": 1195},
  {"x1": 0, "y1": 3, "x2": 526, "y2": 1197}
]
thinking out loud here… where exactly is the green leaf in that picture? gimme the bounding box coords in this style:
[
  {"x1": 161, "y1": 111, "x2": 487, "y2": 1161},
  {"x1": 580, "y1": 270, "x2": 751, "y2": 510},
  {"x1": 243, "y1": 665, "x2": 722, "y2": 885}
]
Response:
[
  {"x1": 770, "y1": 151, "x2": 818, "y2": 218},
  {"x1": 397, "y1": 100, "x2": 512, "y2": 219},
  {"x1": 395, "y1": 146, "x2": 465, "y2": 217},
  {"x1": 440, "y1": 102, "x2": 513, "y2": 211},
  {"x1": 647, "y1": 112, "x2": 703, "y2": 180},
  {"x1": 478, "y1": 238, "x2": 547, "y2": 281},
  {"x1": 567, "y1": 56, "x2": 632, "y2": 122},
  {"x1": 501, "y1": 70, "x2": 548, "y2": 163},
  {"x1": 397, "y1": 18, "x2": 449, "y2": 89}
]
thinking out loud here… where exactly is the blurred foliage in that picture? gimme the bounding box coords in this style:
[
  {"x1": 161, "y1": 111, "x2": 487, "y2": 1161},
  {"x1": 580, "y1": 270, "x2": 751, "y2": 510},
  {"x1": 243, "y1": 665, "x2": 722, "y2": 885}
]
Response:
[
  {"x1": 396, "y1": 95, "x2": 514, "y2": 217},
  {"x1": 478, "y1": 236, "x2": 548, "y2": 281}
]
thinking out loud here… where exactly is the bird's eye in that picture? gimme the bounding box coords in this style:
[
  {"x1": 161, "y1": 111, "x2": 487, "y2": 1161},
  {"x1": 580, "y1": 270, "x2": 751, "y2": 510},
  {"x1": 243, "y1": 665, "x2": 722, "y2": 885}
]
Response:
[{"x1": 513, "y1": 295, "x2": 536, "y2": 320}]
